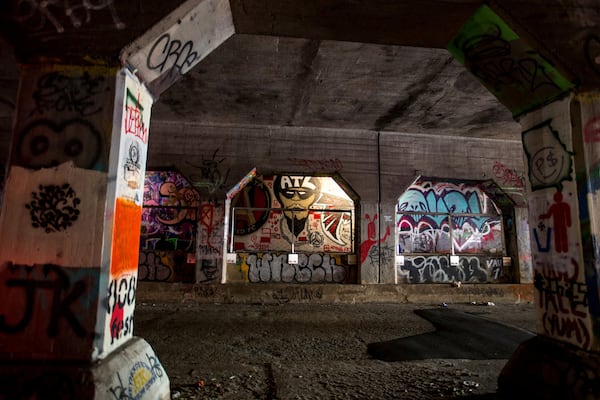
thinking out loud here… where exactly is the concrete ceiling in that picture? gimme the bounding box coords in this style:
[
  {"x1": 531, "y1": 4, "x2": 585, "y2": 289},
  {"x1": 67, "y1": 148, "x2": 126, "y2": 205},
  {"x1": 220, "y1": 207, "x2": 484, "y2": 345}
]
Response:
[{"x1": 1, "y1": 0, "x2": 599, "y2": 150}]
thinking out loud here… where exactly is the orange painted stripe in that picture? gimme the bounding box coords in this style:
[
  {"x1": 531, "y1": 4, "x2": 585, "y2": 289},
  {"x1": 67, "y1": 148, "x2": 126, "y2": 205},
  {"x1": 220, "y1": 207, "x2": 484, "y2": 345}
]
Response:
[{"x1": 111, "y1": 198, "x2": 142, "y2": 277}]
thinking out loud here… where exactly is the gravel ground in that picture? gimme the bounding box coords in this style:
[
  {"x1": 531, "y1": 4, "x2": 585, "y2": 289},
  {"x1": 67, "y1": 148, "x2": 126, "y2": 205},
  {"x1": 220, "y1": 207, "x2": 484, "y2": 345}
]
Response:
[{"x1": 134, "y1": 301, "x2": 536, "y2": 400}]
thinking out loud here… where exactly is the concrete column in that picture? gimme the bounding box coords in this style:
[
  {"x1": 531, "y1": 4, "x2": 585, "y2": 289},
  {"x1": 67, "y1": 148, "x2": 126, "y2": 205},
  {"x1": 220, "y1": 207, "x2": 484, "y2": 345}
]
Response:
[
  {"x1": 0, "y1": 63, "x2": 169, "y2": 399},
  {"x1": 499, "y1": 94, "x2": 600, "y2": 398}
]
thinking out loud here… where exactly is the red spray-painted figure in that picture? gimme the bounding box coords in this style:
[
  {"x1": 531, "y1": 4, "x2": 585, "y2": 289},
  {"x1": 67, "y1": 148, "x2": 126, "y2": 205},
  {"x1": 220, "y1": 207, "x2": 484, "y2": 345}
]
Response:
[{"x1": 539, "y1": 191, "x2": 571, "y2": 253}]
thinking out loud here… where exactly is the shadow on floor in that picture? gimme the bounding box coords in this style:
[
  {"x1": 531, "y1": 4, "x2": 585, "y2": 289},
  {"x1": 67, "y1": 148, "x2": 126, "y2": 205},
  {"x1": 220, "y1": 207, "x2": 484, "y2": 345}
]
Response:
[{"x1": 367, "y1": 308, "x2": 534, "y2": 361}]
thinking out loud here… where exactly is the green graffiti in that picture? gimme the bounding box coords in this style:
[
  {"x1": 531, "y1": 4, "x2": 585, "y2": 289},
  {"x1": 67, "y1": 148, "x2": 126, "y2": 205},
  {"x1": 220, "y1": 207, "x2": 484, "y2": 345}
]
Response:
[{"x1": 447, "y1": 4, "x2": 574, "y2": 117}]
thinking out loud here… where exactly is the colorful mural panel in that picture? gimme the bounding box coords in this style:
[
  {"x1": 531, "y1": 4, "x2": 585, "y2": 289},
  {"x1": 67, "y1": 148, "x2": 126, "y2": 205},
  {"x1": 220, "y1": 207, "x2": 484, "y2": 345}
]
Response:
[
  {"x1": 396, "y1": 178, "x2": 503, "y2": 255},
  {"x1": 230, "y1": 175, "x2": 355, "y2": 254},
  {"x1": 140, "y1": 170, "x2": 199, "y2": 283},
  {"x1": 395, "y1": 178, "x2": 506, "y2": 283}
]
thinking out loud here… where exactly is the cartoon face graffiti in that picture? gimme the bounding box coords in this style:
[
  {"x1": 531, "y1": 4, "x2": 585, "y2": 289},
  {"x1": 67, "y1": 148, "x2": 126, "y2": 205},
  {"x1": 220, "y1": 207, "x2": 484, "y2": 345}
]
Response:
[{"x1": 274, "y1": 175, "x2": 320, "y2": 237}]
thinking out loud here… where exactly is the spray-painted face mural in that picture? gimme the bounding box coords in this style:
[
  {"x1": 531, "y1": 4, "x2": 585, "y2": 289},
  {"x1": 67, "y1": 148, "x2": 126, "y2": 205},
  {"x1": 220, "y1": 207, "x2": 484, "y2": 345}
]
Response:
[
  {"x1": 231, "y1": 175, "x2": 354, "y2": 253},
  {"x1": 274, "y1": 175, "x2": 320, "y2": 237}
]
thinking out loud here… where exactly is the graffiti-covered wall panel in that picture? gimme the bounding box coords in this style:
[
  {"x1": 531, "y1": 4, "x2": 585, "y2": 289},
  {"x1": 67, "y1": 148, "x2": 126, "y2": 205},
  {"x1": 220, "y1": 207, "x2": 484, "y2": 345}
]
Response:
[
  {"x1": 397, "y1": 178, "x2": 504, "y2": 256},
  {"x1": 228, "y1": 253, "x2": 355, "y2": 284},
  {"x1": 396, "y1": 177, "x2": 507, "y2": 283},
  {"x1": 398, "y1": 255, "x2": 504, "y2": 283},
  {"x1": 140, "y1": 170, "x2": 199, "y2": 282},
  {"x1": 232, "y1": 175, "x2": 355, "y2": 253}
]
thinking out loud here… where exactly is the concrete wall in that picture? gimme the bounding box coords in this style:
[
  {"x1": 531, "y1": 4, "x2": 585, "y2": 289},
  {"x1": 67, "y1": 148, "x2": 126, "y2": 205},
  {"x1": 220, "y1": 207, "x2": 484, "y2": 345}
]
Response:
[{"x1": 147, "y1": 121, "x2": 528, "y2": 284}]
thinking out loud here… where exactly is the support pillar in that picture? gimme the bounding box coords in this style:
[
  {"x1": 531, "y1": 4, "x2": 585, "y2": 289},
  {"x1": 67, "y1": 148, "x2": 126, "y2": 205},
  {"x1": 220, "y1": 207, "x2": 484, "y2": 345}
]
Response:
[
  {"x1": 0, "y1": 63, "x2": 169, "y2": 399},
  {"x1": 499, "y1": 94, "x2": 600, "y2": 399}
]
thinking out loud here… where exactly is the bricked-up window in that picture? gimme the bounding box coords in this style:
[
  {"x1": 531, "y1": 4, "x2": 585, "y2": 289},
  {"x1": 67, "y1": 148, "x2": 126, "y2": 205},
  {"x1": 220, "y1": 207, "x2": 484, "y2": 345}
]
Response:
[
  {"x1": 229, "y1": 174, "x2": 355, "y2": 254},
  {"x1": 396, "y1": 178, "x2": 504, "y2": 256}
]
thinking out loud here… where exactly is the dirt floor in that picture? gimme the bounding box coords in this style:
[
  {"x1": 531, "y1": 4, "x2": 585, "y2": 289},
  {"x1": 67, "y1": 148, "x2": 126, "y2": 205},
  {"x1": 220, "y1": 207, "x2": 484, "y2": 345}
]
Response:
[{"x1": 134, "y1": 301, "x2": 536, "y2": 400}]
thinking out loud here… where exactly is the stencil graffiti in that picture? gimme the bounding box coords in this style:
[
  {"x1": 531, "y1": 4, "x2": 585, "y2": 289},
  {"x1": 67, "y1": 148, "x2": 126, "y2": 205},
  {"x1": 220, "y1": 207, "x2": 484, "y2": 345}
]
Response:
[
  {"x1": 522, "y1": 120, "x2": 573, "y2": 191},
  {"x1": 31, "y1": 71, "x2": 105, "y2": 116},
  {"x1": 123, "y1": 141, "x2": 141, "y2": 189},
  {"x1": 398, "y1": 255, "x2": 500, "y2": 283},
  {"x1": 12, "y1": 0, "x2": 125, "y2": 33},
  {"x1": 16, "y1": 118, "x2": 102, "y2": 169},
  {"x1": 243, "y1": 253, "x2": 347, "y2": 283},
  {"x1": 25, "y1": 183, "x2": 81, "y2": 232},
  {"x1": 538, "y1": 191, "x2": 571, "y2": 253}
]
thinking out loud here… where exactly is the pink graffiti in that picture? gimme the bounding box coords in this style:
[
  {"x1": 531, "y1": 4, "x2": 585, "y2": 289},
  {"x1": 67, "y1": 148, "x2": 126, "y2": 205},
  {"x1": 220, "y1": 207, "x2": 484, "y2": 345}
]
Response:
[{"x1": 492, "y1": 161, "x2": 525, "y2": 188}]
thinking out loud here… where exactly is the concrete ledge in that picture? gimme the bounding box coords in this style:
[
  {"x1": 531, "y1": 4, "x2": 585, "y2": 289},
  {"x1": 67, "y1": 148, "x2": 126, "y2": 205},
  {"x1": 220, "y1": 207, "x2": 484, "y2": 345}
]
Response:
[{"x1": 136, "y1": 282, "x2": 534, "y2": 305}]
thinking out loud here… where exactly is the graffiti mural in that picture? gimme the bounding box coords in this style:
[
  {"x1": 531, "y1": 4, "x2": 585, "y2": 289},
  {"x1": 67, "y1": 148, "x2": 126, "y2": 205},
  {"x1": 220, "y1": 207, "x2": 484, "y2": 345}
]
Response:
[
  {"x1": 239, "y1": 253, "x2": 349, "y2": 283},
  {"x1": 140, "y1": 170, "x2": 199, "y2": 283},
  {"x1": 397, "y1": 179, "x2": 503, "y2": 255},
  {"x1": 395, "y1": 178, "x2": 506, "y2": 283},
  {"x1": 231, "y1": 175, "x2": 354, "y2": 254}
]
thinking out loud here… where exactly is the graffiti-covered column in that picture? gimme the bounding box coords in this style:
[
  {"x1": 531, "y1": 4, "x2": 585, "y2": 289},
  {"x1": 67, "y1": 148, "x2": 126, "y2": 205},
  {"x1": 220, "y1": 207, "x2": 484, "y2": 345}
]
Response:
[
  {"x1": 0, "y1": 64, "x2": 169, "y2": 399},
  {"x1": 498, "y1": 95, "x2": 600, "y2": 398}
]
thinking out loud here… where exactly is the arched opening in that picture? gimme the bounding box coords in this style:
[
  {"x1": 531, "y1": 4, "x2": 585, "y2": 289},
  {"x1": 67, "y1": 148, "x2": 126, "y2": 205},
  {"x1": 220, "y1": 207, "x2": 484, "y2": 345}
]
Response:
[{"x1": 223, "y1": 171, "x2": 359, "y2": 283}]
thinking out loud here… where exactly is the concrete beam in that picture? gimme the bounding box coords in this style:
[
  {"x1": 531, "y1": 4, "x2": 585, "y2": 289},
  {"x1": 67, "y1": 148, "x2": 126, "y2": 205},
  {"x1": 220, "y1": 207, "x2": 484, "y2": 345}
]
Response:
[{"x1": 121, "y1": 0, "x2": 234, "y2": 96}]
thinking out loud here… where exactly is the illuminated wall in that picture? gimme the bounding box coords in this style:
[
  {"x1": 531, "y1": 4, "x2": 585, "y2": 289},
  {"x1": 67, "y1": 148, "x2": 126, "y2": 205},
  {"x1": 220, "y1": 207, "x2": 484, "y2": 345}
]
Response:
[
  {"x1": 227, "y1": 174, "x2": 357, "y2": 283},
  {"x1": 396, "y1": 177, "x2": 507, "y2": 283}
]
